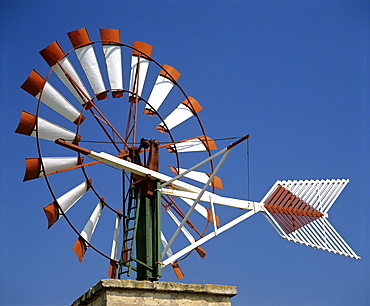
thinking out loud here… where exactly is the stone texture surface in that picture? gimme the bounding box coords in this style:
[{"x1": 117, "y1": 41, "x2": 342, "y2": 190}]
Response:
[{"x1": 71, "y1": 279, "x2": 237, "y2": 306}]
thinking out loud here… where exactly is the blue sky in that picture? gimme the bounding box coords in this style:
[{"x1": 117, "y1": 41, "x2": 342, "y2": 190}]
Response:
[{"x1": 1, "y1": 1, "x2": 369, "y2": 305}]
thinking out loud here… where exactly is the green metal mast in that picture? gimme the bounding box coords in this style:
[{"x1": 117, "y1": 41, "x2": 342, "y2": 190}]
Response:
[{"x1": 118, "y1": 140, "x2": 162, "y2": 281}]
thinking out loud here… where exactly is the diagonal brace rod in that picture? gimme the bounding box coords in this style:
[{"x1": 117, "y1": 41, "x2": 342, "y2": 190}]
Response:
[{"x1": 161, "y1": 148, "x2": 232, "y2": 258}]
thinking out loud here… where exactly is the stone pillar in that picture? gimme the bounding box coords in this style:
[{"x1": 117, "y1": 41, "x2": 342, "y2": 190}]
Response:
[{"x1": 71, "y1": 279, "x2": 237, "y2": 306}]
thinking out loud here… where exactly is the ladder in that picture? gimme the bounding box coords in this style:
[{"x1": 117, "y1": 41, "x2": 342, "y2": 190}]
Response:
[{"x1": 118, "y1": 184, "x2": 141, "y2": 278}]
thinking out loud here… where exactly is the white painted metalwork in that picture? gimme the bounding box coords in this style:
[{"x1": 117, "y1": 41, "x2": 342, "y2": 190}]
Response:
[
  {"x1": 34, "y1": 116, "x2": 78, "y2": 143},
  {"x1": 168, "y1": 138, "x2": 212, "y2": 153},
  {"x1": 129, "y1": 55, "x2": 150, "y2": 98},
  {"x1": 74, "y1": 45, "x2": 106, "y2": 98},
  {"x1": 145, "y1": 74, "x2": 175, "y2": 113},
  {"x1": 170, "y1": 167, "x2": 212, "y2": 185},
  {"x1": 158, "y1": 102, "x2": 197, "y2": 131},
  {"x1": 209, "y1": 195, "x2": 218, "y2": 236},
  {"x1": 161, "y1": 189, "x2": 257, "y2": 210},
  {"x1": 261, "y1": 179, "x2": 360, "y2": 259},
  {"x1": 161, "y1": 147, "x2": 232, "y2": 258},
  {"x1": 162, "y1": 210, "x2": 257, "y2": 266},
  {"x1": 80, "y1": 201, "x2": 103, "y2": 243},
  {"x1": 160, "y1": 231, "x2": 174, "y2": 259},
  {"x1": 55, "y1": 180, "x2": 90, "y2": 216},
  {"x1": 35, "y1": 81, "x2": 82, "y2": 123},
  {"x1": 39, "y1": 157, "x2": 81, "y2": 177},
  {"x1": 110, "y1": 212, "x2": 121, "y2": 261},
  {"x1": 166, "y1": 209, "x2": 196, "y2": 244},
  {"x1": 102, "y1": 44, "x2": 123, "y2": 94},
  {"x1": 177, "y1": 197, "x2": 208, "y2": 219},
  {"x1": 51, "y1": 57, "x2": 91, "y2": 104},
  {"x1": 170, "y1": 167, "x2": 222, "y2": 189}
]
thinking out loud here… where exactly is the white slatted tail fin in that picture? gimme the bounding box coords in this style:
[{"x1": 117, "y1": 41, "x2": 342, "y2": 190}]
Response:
[
  {"x1": 15, "y1": 111, "x2": 81, "y2": 144},
  {"x1": 144, "y1": 64, "x2": 180, "y2": 116},
  {"x1": 68, "y1": 28, "x2": 107, "y2": 100},
  {"x1": 73, "y1": 199, "x2": 103, "y2": 263},
  {"x1": 43, "y1": 179, "x2": 92, "y2": 228},
  {"x1": 157, "y1": 97, "x2": 202, "y2": 133},
  {"x1": 40, "y1": 41, "x2": 91, "y2": 104},
  {"x1": 129, "y1": 41, "x2": 153, "y2": 101},
  {"x1": 23, "y1": 156, "x2": 84, "y2": 181},
  {"x1": 166, "y1": 136, "x2": 217, "y2": 153},
  {"x1": 100, "y1": 29, "x2": 124, "y2": 99},
  {"x1": 108, "y1": 209, "x2": 121, "y2": 279},
  {"x1": 261, "y1": 179, "x2": 360, "y2": 259},
  {"x1": 21, "y1": 70, "x2": 85, "y2": 124}
]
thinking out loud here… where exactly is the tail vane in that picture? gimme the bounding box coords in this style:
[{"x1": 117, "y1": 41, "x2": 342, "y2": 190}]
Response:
[{"x1": 261, "y1": 179, "x2": 360, "y2": 259}]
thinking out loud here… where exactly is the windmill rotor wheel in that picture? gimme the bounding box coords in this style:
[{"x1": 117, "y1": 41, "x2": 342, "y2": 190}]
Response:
[{"x1": 16, "y1": 28, "x2": 223, "y2": 280}]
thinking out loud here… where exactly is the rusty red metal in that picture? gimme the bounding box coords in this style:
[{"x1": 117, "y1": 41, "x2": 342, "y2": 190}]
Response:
[
  {"x1": 72, "y1": 236, "x2": 87, "y2": 264},
  {"x1": 206, "y1": 209, "x2": 220, "y2": 227},
  {"x1": 23, "y1": 158, "x2": 41, "y2": 181},
  {"x1": 182, "y1": 97, "x2": 203, "y2": 113},
  {"x1": 39, "y1": 41, "x2": 66, "y2": 66},
  {"x1": 108, "y1": 260, "x2": 118, "y2": 279},
  {"x1": 195, "y1": 246, "x2": 206, "y2": 259},
  {"x1": 171, "y1": 262, "x2": 184, "y2": 280},
  {"x1": 43, "y1": 201, "x2": 59, "y2": 229},
  {"x1": 21, "y1": 70, "x2": 45, "y2": 97},
  {"x1": 132, "y1": 41, "x2": 153, "y2": 58},
  {"x1": 54, "y1": 138, "x2": 90, "y2": 155},
  {"x1": 264, "y1": 185, "x2": 324, "y2": 234},
  {"x1": 18, "y1": 28, "x2": 218, "y2": 277},
  {"x1": 159, "y1": 64, "x2": 181, "y2": 82},
  {"x1": 165, "y1": 136, "x2": 218, "y2": 153},
  {"x1": 15, "y1": 110, "x2": 36, "y2": 136},
  {"x1": 100, "y1": 28, "x2": 121, "y2": 45},
  {"x1": 67, "y1": 28, "x2": 92, "y2": 49}
]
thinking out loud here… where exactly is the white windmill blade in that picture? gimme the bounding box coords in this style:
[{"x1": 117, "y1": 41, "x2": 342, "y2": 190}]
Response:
[
  {"x1": 129, "y1": 41, "x2": 153, "y2": 100},
  {"x1": 42, "y1": 179, "x2": 92, "y2": 229},
  {"x1": 23, "y1": 156, "x2": 84, "y2": 181},
  {"x1": 21, "y1": 70, "x2": 85, "y2": 124},
  {"x1": 39, "y1": 41, "x2": 91, "y2": 104},
  {"x1": 166, "y1": 136, "x2": 218, "y2": 153},
  {"x1": 162, "y1": 147, "x2": 232, "y2": 258},
  {"x1": 161, "y1": 231, "x2": 174, "y2": 259},
  {"x1": 73, "y1": 200, "x2": 103, "y2": 263},
  {"x1": 156, "y1": 97, "x2": 203, "y2": 133},
  {"x1": 68, "y1": 28, "x2": 107, "y2": 101},
  {"x1": 110, "y1": 209, "x2": 121, "y2": 261},
  {"x1": 161, "y1": 231, "x2": 185, "y2": 280},
  {"x1": 108, "y1": 209, "x2": 121, "y2": 279},
  {"x1": 261, "y1": 179, "x2": 360, "y2": 259},
  {"x1": 169, "y1": 166, "x2": 223, "y2": 190},
  {"x1": 166, "y1": 209, "x2": 196, "y2": 244},
  {"x1": 15, "y1": 111, "x2": 81, "y2": 144},
  {"x1": 166, "y1": 208, "x2": 207, "y2": 259},
  {"x1": 100, "y1": 29, "x2": 124, "y2": 99},
  {"x1": 144, "y1": 64, "x2": 181, "y2": 116}
]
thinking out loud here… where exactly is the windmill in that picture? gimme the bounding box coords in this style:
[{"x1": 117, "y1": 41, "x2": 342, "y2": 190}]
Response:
[{"x1": 15, "y1": 28, "x2": 360, "y2": 282}]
